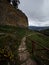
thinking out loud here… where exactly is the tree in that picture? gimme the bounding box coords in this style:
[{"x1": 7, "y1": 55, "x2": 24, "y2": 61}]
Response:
[
  {"x1": 0, "y1": 0, "x2": 20, "y2": 8},
  {"x1": 12, "y1": 0, "x2": 20, "y2": 8},
  {"x1": 7, "y1": 0, "x2": 20, "y2": 8}
]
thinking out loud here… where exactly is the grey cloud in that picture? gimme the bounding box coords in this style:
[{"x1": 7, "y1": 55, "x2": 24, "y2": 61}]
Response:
[{"x1": 19, "y1": 0, "x2": 49, "y2": 26}]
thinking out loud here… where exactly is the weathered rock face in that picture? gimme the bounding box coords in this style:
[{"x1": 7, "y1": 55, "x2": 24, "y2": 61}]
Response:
[{"x1": 0, "y1": 0, "x2": 28, "y2": 27}]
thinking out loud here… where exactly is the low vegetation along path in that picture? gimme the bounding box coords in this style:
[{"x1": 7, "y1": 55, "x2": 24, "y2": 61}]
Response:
[{"x1": 18, "y1": 35, "x2": 37, "y2": 65}]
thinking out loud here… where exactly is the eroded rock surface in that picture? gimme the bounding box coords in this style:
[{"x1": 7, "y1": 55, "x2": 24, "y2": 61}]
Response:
[{"x1": 0, "y1": 0, "x2": 28, "y2": 27}]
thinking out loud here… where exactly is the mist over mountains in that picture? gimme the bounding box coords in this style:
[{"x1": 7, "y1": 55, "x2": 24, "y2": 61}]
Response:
[{"x1": 28, "y1": 26, "x2": 49, "y2": 31}]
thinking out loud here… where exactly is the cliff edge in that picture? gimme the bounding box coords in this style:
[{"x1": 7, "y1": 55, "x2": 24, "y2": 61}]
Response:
[{"x1": 0, "y1": 0, "x2": 28, "y2": 27}]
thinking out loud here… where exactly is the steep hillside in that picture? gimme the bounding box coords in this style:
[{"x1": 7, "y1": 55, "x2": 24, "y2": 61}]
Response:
[
  {"x1": 0, "y1": 25, "x2": 33, "y2": 65},
  {"x1": 0, "y1": 25, "x2": 49, "y2": 65},
  {"x1": 0, "y1": 0, "x2": 28, "y2": 27},
  {"x1": 26, "y1": 32, "x2": 49, "y2": 65}
]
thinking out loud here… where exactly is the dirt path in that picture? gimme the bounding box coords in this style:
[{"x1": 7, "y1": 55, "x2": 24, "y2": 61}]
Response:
[{"x1": 18, "y1": 36, "x2": 37, "y2": 65}]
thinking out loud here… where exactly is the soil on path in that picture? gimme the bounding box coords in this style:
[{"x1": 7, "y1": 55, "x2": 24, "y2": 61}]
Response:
[{"x1": 18, "y1": 36, "x2": 37, "y2": 65}]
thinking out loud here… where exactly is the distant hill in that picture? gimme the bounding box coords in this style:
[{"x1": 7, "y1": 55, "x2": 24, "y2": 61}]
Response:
[
  {"x1": 28, "y1": 26, "x2": 49, "y2": 31},
  {"x1": 40, "y1": 29, "x2": 49, "y2": 36}
]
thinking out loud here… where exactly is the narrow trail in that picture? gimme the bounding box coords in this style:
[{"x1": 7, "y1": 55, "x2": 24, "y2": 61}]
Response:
[{"x1": 18, "y1": 35, "x2": 37, "y2": 65}]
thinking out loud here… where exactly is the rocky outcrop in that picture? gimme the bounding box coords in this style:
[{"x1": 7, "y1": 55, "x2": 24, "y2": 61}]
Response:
[{"x1": 0, "y1": 0, "x2": 28, "y2": 27}]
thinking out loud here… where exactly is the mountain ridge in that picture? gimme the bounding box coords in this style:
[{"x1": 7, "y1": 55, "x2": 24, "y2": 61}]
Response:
[{"x1": 28, "y1": 26, "x2": 49, "y2": 31}]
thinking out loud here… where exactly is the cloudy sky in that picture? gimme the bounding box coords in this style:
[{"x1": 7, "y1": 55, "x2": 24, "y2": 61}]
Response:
[{"x1": 19, "y1": 0, "x2": 49, "y2": 27}]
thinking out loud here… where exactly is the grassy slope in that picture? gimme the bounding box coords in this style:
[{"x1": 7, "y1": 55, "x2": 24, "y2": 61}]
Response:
[
  {"x1": 40, "y1": 29, "x2": 49, "y2": 36},
  {"x1": 26, "y1": 31, "x2": 49, "y2": 65},
  {"x1": 0, "y1": 25, "x2": 49, "y2": 65},
  {"x1": 0, "y1": 25, "x2": 33, "y2": 65}
]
